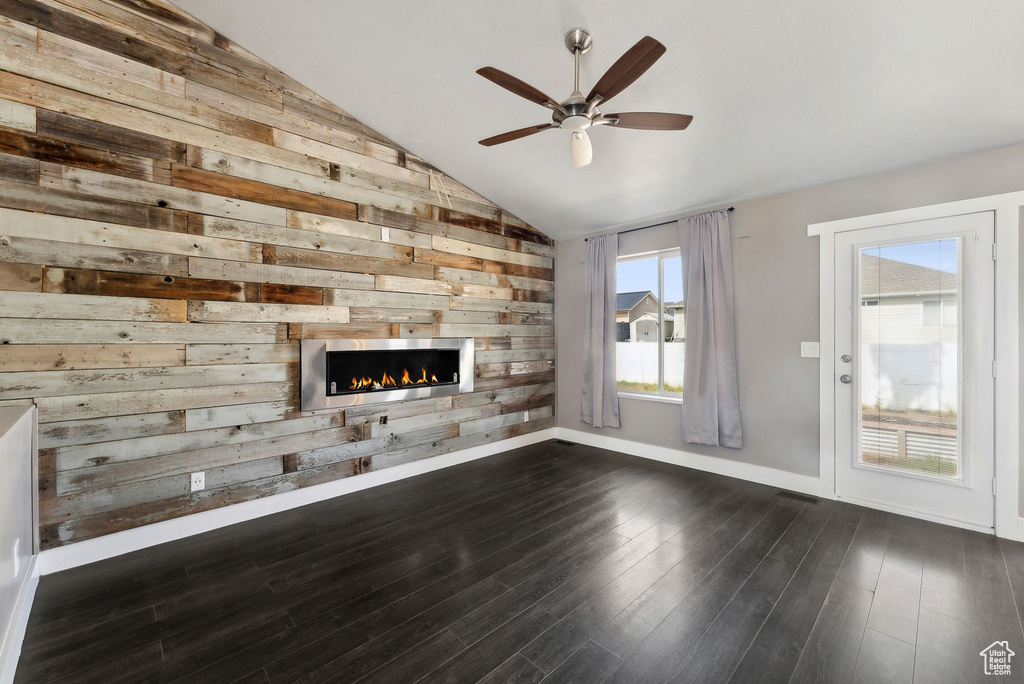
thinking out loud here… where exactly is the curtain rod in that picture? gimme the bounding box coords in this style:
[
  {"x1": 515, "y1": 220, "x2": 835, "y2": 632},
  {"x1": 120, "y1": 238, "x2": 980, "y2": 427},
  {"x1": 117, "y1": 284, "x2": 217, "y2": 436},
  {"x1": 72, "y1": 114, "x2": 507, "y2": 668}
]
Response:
[{"x1": 584, "y1": 206, "x2": 734, "y2": 242}]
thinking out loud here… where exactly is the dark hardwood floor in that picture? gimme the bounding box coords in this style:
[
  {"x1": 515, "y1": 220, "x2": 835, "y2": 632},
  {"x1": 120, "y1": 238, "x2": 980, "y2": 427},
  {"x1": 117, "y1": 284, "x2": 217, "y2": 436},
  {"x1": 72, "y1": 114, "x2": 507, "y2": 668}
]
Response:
[{"x1": 15, "y1": 440, "x2": 1024, "y2": 684}]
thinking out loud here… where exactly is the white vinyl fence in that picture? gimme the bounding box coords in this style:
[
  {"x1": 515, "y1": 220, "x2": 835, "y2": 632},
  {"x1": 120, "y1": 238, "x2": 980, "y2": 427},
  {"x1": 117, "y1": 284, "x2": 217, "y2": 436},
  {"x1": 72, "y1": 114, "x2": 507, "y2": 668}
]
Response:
[{"x1": 616, "y1": 342, "x2": 685, "y2": 388}]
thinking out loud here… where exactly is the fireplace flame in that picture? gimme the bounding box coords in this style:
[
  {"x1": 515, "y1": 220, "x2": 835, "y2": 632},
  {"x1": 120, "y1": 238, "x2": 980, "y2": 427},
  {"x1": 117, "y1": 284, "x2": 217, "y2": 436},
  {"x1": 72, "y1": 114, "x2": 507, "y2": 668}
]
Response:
[
  {"x1": 350, "y1": 370, "x2": 398, "y2": 391},
  {"x1": 351, "y1": 367, "x2": 440, "y2": 391}
]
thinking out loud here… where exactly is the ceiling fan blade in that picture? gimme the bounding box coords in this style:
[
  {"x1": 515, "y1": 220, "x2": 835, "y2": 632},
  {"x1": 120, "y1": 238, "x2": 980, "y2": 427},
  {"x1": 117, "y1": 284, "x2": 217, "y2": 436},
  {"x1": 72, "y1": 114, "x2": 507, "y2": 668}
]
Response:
[
  {"x1": 476, "y1": 67, "x2": 561, "y2": 109},
  {"x1": 586, "y1": 36, "x2": 666, "y2": 104},
  {"x1": 478, "y1": 123, "x2": 555, "y2": 147},
  {"x1": 606, "y1": 112, "x2": 693, "y2": 130}
]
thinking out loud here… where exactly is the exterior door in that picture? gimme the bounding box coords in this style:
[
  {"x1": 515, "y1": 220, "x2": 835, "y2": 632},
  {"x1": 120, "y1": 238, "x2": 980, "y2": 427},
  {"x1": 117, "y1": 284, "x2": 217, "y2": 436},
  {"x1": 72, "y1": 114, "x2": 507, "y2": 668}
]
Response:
[{"x1": 834, "y1": 212, "x2": 995, "y2": 530}]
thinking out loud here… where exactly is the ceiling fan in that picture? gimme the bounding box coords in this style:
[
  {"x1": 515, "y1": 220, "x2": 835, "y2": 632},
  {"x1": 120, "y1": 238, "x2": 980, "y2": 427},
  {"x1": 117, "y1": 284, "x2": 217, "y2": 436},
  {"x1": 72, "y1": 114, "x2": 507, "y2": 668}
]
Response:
[{"x1": 476, "y1": 29, "x2": 692, "y2": 168}]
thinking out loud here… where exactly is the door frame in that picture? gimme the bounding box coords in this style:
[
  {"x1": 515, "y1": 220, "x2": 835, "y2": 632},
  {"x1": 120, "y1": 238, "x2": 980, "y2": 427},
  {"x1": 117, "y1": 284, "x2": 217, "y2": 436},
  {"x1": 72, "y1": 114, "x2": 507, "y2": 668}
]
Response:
[{"x1": 810, "y1": 192, "x2": 1021, "y2": 539}]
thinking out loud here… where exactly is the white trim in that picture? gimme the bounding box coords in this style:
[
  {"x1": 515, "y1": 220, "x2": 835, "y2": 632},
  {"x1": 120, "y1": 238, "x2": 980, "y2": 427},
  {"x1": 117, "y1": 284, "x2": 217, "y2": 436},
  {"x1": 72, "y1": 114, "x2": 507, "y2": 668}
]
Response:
[
  {"x1": 554, "y1": 427, "x2": 822, "y2": 497},
  {"x1": 1012, "y1": 516, "x2": 1024, "y2": 543},
  {"x1": 835, "y1": 494, "x2": 993, "y2": 535},
  {"x1": 808, "y1": 190, "x2": 1024, "y2": 236},
  {"x1": 812, "y1": 192, "x2": 1021, "y2": 539},
  {"x1": 818, "y1": 229, "x2": 837, "y2": 501},
  {"x1": 37, "y1": 428, "x2": 555, "y2": 575},
  {"x1": 994, "y1": 206, "x2": 1020, "y2": 539},
  {"x1": 617, "y1": 392, "x2": 683, "y2": 405},
  {"x1": 0, "y1": 556, "x2": 38, "y2": 684}
]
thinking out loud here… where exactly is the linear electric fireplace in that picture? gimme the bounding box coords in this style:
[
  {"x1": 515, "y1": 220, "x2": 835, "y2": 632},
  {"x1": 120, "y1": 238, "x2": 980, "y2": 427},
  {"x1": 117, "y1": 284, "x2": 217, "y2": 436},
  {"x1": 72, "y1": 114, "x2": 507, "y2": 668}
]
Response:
[{"x1": 300, "y1": 338, "x2": 474, "y2": 411}]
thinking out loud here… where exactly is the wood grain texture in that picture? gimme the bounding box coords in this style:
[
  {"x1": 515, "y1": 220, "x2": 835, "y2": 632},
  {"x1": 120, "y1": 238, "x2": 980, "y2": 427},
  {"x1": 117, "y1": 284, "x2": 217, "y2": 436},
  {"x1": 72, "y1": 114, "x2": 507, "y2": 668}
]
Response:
[
  {"x1": 0, "y1": 0, "x2": 554, "y2": 548},
  {"x1": 14, "y1": 442, "x2": 1017, "y2": 684}
]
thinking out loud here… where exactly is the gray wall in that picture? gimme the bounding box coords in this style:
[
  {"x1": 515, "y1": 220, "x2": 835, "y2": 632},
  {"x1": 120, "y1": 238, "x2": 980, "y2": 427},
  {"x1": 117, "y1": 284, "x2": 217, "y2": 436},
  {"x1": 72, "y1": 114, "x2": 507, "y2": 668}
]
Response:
[
  {"x1": 0, "y1": 405, "x2": 34, "y2": 676},
  {"x1": 557, "y1": 142, "x2": 1024, "y2": 482}
]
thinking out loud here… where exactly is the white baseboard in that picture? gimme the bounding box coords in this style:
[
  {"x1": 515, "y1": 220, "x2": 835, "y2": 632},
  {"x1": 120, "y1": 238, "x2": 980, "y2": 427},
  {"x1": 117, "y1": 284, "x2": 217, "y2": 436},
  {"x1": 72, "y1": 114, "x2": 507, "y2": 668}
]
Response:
[
  {"x1": 553, "y1": 427, "x2": 822, "y2": 497},
  {"x1": 38, "y1": 428, "x2": 556, "y2": 576},
  {"x1": 835, "y1": 493, "x2": 993, "y2": 535},
  {"x1": 0, "y1": 556, "x2": 38, "y2": 684}
]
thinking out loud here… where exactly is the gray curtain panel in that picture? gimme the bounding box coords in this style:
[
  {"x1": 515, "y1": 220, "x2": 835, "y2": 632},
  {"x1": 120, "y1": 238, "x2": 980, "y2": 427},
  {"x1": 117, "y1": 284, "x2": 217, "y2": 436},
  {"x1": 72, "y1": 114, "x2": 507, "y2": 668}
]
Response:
[
  {"x1": 678, "y1": 210, "x2": 743, "y2": 447},
  {"x1": 581, "y1": 233, "x2": 621, "y2": 428}
]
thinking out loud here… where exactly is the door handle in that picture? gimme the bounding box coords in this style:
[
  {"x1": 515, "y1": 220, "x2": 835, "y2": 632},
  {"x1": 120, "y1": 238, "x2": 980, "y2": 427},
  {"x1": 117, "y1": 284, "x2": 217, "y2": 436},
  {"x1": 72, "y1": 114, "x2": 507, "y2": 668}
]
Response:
[{"x1": 839, "y1": 374, "x2": 852, "y2": 384}]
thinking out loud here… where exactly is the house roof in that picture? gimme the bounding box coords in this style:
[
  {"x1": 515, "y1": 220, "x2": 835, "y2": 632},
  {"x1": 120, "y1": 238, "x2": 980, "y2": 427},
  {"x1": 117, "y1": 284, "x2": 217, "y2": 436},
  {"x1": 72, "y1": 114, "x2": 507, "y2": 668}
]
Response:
[
  {"x1": 860, "y1": 255, "x2": 957, "y2": 297},
  {"x1": 616, "y1": 291, "x2": 652, "y2": 312}
]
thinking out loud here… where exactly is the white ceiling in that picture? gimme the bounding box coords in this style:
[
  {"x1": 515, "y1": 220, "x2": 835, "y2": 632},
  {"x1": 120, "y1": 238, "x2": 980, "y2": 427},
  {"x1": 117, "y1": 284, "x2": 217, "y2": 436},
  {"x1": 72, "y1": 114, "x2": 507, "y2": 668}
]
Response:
[{"x1": 175, "y1": 0, "x2": 1024, "y2": 240}]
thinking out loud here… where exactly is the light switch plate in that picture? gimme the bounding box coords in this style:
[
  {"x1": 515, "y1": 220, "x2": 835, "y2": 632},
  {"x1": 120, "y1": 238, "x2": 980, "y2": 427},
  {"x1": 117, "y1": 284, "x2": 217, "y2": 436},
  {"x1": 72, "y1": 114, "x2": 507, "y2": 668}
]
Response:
[
  {"x1": 381, "y1": 227, "x2": 390, "y2": 242},
  {"x1": 801, "y1": 342, "x2": 820, "y2": 358}
]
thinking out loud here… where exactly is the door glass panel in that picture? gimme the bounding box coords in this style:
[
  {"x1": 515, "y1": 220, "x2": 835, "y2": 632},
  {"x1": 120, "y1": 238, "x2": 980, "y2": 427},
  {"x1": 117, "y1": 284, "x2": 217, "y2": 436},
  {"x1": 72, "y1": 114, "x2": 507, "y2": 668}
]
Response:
[{"x1": 858, "y1": 238, "x2": 961, "y2": 478}]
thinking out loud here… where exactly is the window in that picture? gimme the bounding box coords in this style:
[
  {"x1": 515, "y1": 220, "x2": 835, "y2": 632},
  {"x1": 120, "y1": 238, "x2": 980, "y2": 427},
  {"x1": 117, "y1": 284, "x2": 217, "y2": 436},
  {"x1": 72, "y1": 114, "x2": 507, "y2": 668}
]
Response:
[{"x1": 615, "y1": 249, "x2": 683, "y2": 398}]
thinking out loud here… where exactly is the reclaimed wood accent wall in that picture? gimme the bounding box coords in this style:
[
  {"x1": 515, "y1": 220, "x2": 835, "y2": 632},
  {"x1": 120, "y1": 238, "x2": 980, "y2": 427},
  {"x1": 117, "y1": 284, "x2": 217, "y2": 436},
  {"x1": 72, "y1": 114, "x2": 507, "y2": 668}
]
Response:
[{"x1": 0, "y1": 0, "x2": 556, "y2": 548}]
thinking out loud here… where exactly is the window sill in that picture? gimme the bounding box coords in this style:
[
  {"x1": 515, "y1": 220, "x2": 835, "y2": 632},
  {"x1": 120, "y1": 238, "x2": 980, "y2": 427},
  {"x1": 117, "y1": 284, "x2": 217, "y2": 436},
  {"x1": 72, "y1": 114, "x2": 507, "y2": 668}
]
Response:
[{"x1": 617, "y1": 392, "x2": 683, "y2": 405}]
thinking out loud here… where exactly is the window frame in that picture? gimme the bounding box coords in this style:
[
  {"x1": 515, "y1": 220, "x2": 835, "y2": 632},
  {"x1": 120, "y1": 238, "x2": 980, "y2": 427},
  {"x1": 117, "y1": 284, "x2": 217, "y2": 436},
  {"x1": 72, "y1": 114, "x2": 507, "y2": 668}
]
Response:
[{"x1": 615, "y1": 248, "x2": 683, "y2": 402}]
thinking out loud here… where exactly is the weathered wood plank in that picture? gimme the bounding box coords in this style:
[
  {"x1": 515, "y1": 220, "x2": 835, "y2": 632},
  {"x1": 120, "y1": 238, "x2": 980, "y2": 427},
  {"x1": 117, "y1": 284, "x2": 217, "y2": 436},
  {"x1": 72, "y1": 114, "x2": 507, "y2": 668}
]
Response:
[
  {"x1": 184, "y1": 401, "x2": 290, "y2": 432},
  {"x1": 34, "y1": 381, "x2": 292, "y2": 422},
  {"x1": 57, "y1": 424, "x2": 358, "y2": 493},
  {"x1": 0, "y1": 97, "x2": 35, "y2": 131},
  {"x1": 184, "y1": 343, "x2": 298, "y2": 366},
  {"x1": 187, "y1": 300, "x2": 349, "y2": 324},
  {"x1": 431, "y1": 235, "x2": 552, "y2": 269},
  {"x1": 36, "y1": 109, "x2": 186, "y2": 163},
  {"x1": 0, "y1": 206, "x2": 259, "y2": 262},
  {"x1": 326, "y1": 288, "x2": 448, "y2": 311},
  {"x1": 37, "y1": 25, "x2": 186, "y2": 97},
  {"x1": 0, "y1": 318, "x2": 284, "y2": 344},
  {"x1": 0, "y1": 362, "x2": 288, "y2": 399},
  {"x1": 0, "y1": 126, "x2": 158, "y2": 181},
  {"x1": 0, "y1": 343, "x2": 184, "y2": 372},
  {"x1": 0, "y1": 150, "x2": 38, "y2": 183},
  {"x1": 1, "y1": 290, "x2": 186, "y2": 322},
  {"x1": 0, "y1": 178, "x2": 187, "y2": 231},
  {"x1": 43, "y1": 266, "x2": 252, "y2": 302},
  {"x1": 39, "y1": 410, "x2": 184, "y2": 449},
  {"x1": 267, "y1": 244, "x2": 432, "y2": 279},
  {"x1": 188, "y1": 256, "x2": 374, "y2": 291},
  {"x1": 449, "y1": 296, "x2": 552, "y2": 313},
  {"x1": 259, "y1": 282, "x2": 323, "y2": 305},
  {"x1": 171, "y1": 163, "x2": 359, "y2": 221},
  {"x1": 0, "y1": 235, "x2": 189, "y2": 277},
  {"x1": 41, "y1": 164, "x2": 285, "y2": 228},
  {"x1": 57, "y1": 413, "x2": 341, "y2": 471},
  {"x1": 0, "y1": 261, "x2": 42, "y2": 292},
  {"x1": 438, "y1": 324, "x2": 552, "y2": 338}
]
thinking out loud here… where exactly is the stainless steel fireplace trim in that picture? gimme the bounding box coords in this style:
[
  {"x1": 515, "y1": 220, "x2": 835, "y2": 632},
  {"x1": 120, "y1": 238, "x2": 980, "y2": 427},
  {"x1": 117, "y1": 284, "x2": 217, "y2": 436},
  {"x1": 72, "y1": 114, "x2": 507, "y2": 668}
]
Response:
[{"x1": 300, "y1": 338, "x2": 475, "y2": 411}]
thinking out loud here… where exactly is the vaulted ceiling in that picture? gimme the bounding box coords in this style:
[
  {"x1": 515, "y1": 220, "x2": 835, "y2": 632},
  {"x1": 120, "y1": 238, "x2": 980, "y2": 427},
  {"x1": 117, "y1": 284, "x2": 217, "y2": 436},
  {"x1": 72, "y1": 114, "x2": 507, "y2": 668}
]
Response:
[{"x1": 174, "y1": 0, "x2": 1024, "y2": 240}]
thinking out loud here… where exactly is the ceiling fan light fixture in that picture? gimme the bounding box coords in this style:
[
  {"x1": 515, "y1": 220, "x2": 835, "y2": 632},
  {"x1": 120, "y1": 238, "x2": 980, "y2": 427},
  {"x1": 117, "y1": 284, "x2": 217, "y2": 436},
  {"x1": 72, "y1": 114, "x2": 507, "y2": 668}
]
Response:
[
  {"x1": 475, "y1": 32, "x2": 691, "y2": 162},
  {"x1": 561, "y1": 114, "x2": 590, "y2": 132},
  {"x1": 570, "y1": 130, "x2": 592, "y2": 168}
]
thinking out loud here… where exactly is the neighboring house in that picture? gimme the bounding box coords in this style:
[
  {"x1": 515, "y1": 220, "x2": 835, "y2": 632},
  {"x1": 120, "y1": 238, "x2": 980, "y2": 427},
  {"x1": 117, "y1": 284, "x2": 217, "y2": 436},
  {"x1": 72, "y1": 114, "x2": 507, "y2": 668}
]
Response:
[
  {"x1": 859, "y1": 254, "x2": 958, "y2": 414},
  {"x1": 665, "y1": 300, "x2": 685, "y2": 341},
  {"x1": 615, "y1": 291, "x2": 677, "y2": 342}
]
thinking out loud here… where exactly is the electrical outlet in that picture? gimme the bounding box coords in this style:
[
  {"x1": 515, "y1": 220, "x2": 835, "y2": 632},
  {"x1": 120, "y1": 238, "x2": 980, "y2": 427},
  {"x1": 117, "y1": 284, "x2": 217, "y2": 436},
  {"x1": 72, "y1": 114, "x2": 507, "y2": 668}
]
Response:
[
  {"x1": 12, "y1": 539, "x2": 19, "y2": 578},
  {"x1": 800, "y1": 342, "x2": 820, "y2": 358},
  {"x1": 190, "y1": 471, "x2": 205, "y2": 492}
]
